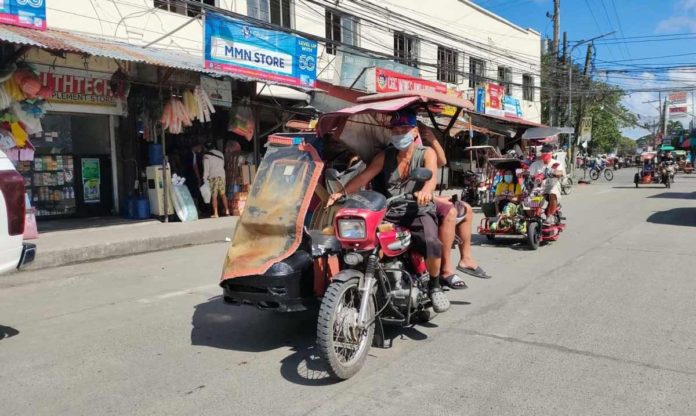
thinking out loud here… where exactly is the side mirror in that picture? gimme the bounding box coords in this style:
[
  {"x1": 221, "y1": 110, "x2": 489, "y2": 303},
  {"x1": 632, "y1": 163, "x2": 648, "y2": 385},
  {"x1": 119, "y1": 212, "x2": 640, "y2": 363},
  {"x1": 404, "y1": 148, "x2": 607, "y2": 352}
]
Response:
[
  {"x1": 410, "y1": 167, "x2": 432, "y2": 183},
  {"x1": 325, "y1": 168, "x2": 340, "y2": 181}
]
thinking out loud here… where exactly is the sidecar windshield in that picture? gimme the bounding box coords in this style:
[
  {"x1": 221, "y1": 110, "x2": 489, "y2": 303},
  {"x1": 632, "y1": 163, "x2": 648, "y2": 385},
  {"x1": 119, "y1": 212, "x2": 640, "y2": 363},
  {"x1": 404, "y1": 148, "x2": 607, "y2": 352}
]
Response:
[{"x1": 221, "y1": 141, "x2": 322, "y2": 281}]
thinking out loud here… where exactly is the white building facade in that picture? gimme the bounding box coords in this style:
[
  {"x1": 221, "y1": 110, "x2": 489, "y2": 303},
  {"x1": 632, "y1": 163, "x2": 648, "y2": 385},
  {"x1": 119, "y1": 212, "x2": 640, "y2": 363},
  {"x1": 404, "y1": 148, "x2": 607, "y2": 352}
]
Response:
[{"x1": 45, "y1": 0, "x2": 541, "y2": 121}]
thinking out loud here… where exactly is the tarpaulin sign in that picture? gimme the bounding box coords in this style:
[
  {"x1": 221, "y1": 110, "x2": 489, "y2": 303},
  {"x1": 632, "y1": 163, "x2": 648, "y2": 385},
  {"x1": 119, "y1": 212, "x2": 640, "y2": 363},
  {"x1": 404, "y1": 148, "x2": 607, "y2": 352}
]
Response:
[
  {"x1": 367, "y1": 67, "x2": 447, "y2": 94},
  {"x1": 0, "y1": 0, "x2": 46, "y2": 30},
  {"x1": 204, "y1": 12, "x2": 318, "y2": 88}
]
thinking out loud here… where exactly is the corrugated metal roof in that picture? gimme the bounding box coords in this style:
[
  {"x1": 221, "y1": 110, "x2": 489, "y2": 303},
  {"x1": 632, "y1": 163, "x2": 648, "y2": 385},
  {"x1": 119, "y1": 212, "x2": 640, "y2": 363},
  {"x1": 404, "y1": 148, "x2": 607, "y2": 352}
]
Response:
[{"x1": 0, "y1": 24, "x2": 242, "y2": 79}]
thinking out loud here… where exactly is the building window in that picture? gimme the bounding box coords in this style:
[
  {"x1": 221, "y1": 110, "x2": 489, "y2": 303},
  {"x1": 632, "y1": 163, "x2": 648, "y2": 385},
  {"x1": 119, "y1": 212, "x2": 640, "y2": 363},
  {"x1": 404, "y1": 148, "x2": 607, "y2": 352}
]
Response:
[
  {"x1": 437, "y1": 46, "x2": 458, "y2": 84},
  {"x1": 523, "y1": 74, "x2": 534, "y2": 101},
  {"x1": 394, "y1": 32, "x2": 419, "y2": 68},
  {"x1": 498, "y1": 66, "x2": 512, "y2": 95},
  {"x1": 247, "y1": 0, "x2": 293, "y2": 28},
  {"x1": 325, "y1": 10, "x2": 359, "y2": 55},
  {"x1": 154, "y1": 0, "x2": 215, "y2": 17},
  {"x1": 469, "y1": 57, "x2": 485, "y2": 88}
]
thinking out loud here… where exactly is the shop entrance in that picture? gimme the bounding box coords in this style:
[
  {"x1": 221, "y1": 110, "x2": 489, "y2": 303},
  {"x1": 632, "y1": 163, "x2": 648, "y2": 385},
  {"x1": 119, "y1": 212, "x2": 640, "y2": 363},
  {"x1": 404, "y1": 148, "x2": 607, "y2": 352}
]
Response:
[{"x1": 24, "y1": 113, "x2": 114, "y2": 219}]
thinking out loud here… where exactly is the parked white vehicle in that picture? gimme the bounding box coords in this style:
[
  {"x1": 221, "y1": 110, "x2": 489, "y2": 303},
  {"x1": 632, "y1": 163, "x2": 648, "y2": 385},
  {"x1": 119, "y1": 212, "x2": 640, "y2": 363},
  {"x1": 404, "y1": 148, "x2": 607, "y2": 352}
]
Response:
[{"x1": 0, "y1": 150, "x2": 35, "y2": 273}]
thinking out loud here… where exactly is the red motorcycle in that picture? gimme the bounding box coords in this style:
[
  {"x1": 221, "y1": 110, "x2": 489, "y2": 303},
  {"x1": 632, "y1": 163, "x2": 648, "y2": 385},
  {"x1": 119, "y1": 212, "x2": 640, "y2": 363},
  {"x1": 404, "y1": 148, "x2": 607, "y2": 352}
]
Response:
[{"x1": 317, "y1": 167, "x2": 436, "y2": 379}]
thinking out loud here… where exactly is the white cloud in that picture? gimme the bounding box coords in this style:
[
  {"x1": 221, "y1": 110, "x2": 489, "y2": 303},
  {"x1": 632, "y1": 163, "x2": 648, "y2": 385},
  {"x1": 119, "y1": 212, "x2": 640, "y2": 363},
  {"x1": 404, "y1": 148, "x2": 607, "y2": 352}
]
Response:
[{"x1": 656, "y1": 0, "x2": 696, "y2": 32}]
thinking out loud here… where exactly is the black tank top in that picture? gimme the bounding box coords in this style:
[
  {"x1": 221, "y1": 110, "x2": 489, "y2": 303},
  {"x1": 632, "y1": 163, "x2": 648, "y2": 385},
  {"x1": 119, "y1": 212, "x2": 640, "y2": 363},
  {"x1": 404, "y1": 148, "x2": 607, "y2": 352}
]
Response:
[{"x1": 379, "y1": 146, "x2": 427, "y2": 198}]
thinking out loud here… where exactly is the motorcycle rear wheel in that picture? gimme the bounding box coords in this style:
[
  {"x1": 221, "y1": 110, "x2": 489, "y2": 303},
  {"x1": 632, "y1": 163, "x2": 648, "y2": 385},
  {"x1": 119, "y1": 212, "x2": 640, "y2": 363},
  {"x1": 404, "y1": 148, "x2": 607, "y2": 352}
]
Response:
[
  {"x1": 317, "y1": 276, "x2": 375, "y2": 380},
  {"x1": 589, "y1": 169, "x2": 600, "y2": 181}
]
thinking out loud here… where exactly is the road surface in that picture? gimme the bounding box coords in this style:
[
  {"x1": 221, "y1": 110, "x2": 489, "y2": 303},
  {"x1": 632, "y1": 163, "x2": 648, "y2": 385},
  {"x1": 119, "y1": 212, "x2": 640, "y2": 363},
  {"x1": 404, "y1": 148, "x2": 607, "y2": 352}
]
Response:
[{"x1": 1, "y1": 169, "x2": 695, "y2": 415}]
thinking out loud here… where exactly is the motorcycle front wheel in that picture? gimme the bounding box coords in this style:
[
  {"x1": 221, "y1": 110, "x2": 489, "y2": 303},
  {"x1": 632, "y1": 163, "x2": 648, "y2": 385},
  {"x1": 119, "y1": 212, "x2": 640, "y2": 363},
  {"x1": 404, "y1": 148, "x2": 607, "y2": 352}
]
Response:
[
  {"x1": 317, "y1": 275, "x2": 375, "y2": 380},
  {"x1": 589, "y1": 169, "x2": 600, "y2": 181}
]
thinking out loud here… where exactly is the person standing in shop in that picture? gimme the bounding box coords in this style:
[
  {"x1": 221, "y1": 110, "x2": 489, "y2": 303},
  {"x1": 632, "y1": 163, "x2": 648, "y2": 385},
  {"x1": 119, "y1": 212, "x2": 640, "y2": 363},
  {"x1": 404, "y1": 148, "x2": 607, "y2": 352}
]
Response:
[{"x1": 203, "y1": 142, "x2": 229, "y2": 218}]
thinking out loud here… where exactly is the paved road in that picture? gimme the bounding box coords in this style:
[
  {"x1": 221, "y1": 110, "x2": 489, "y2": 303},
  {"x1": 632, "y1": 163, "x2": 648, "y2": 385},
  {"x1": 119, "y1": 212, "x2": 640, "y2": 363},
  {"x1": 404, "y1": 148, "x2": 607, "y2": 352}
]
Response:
[{"x1": 1, "y1": 169, "x2": 695, "y2": 416}]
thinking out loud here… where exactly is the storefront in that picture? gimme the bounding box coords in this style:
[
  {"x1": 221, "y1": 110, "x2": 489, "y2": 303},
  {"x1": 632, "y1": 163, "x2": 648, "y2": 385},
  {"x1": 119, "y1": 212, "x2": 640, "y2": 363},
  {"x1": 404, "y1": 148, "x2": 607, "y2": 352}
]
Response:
[{"x1": 17, "y1": 60, "x2": 122, "y2": 220}]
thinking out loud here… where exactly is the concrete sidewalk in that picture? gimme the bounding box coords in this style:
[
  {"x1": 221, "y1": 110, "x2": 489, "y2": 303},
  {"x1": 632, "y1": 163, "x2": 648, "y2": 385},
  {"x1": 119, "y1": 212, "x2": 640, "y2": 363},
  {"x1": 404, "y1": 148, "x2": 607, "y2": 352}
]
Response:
[{"x1": 24, "y1": 217, "x2": 238, "y2": 271}]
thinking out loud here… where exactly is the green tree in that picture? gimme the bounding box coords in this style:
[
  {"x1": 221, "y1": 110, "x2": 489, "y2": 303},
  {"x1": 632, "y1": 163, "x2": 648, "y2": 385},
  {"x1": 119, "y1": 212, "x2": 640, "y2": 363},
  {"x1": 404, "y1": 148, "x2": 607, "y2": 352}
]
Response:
[{"x1": 617, "y1": 136, "x2": 637, "y2": 156}]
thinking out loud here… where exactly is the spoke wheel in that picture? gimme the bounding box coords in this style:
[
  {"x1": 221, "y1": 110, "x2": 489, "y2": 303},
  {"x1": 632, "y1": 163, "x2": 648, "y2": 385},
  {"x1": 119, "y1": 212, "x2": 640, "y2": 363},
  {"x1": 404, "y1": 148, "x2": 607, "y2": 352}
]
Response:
[
  {"x1": 589, "y1": 169, "x2": 600, "y2": 181},
  {"x1": 604, "y1": 169, "x2": 614, "y2": 181},
  {"x1": 317, "y1": 276, "x2": 375, "y2": 380}
]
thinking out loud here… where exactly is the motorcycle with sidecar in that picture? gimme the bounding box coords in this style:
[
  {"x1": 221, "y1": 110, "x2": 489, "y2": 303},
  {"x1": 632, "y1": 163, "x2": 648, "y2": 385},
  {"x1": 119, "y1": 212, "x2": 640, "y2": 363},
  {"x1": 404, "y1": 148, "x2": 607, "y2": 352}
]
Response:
[{"x1": 219, "y1": 91, "x2": 473, "y2": 379}]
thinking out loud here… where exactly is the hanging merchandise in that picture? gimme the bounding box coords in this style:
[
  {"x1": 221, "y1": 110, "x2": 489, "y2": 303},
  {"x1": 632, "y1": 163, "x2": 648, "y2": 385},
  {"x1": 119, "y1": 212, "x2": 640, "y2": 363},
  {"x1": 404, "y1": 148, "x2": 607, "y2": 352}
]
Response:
[
  {"x1": 9, "y1": 121, "x2": 28, "y2": 147},
  {"x1": 4, "y1": 76, "x2": 26, "y2": 102},
  {"x1": 11, "y1": 101, "x2": 43, "y2": 134},
  {"x1": 109, "y1": 68, "x2": 131, "y2": 99},
  {"x1": 228, "y1": 98, "x2": 255, "y2": 141},
  {"x1": 160, "y1": 96, "x2": 192, "y2": 134},
  {"x1": 0, "y1": 84, "x2": 12, "y2": 110},
  {"x1": 181, "y1": 86, "x2": 216, "y2": 124},
  {"x1": 0, "y1": 128, "x2": 14, "y2": 150}
]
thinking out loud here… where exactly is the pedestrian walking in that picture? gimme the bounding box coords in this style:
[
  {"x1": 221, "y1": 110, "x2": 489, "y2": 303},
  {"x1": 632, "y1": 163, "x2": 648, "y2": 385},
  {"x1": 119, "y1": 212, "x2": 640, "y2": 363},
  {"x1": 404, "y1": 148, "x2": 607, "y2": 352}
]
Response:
[{"x1": 203, "y1": 142, "x2": 229, "y2": 218}]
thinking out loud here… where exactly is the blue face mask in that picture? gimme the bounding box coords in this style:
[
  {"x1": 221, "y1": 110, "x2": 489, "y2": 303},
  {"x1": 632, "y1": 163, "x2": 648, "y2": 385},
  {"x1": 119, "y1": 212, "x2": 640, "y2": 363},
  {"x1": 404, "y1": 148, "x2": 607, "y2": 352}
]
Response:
[
  {"x1": 504, "y1": 175, "x2": 514, "y2": 183},
  {"x1": 390, "y1": 132, "x2": 414, "y2": 150}
]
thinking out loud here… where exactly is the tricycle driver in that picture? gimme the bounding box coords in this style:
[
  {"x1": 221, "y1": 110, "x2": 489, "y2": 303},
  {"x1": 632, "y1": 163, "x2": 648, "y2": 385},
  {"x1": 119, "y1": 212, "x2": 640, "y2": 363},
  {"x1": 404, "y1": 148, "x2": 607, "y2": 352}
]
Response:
[
  {"x1": 327, "y1": 111, "x2": 450, "y2": 313},
  {"x1": 528, "y1": 144, "x2": 565, "y2": 224}
]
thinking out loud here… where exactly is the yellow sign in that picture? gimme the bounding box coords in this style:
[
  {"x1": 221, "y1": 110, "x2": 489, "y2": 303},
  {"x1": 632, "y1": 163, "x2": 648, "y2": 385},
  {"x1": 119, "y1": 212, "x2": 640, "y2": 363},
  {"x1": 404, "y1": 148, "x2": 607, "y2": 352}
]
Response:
[{"x1": 442, "y1": 87, "x2": 464, "y2": 116}]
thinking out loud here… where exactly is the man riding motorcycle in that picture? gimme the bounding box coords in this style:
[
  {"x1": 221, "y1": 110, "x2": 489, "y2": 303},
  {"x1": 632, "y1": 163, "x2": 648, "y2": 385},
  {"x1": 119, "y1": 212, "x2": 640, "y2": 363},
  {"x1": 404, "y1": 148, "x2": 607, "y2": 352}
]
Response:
[
  {"x1": 328, "y1": 110, "x2": 450, "y2": 313},
  {"x1": 528, "y1": 144, "x2": 565, "y2": 224}
]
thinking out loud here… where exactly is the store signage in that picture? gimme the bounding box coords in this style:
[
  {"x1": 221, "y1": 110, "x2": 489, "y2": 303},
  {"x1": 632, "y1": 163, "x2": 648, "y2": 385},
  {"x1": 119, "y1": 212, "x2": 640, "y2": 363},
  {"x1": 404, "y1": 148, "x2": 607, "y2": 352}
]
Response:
[
  {"x1": 669, "y1": 106, "x2": 688, "y2": 117},
  {"x1": 669, "y1": 91, "x2": 687, "y2": 104},
  {"x1": 475, "y1": 87, "x2": 485, "y2": 113},
  {"x1": 201, "y1": 75, "x2": 232, "y2": 107},
  {"x1": 485, "y1": 83, "x2": 504, "y2": 111},
  {"x1": 204, "y1": 12, "x2": 318, "y2": 88},
  {"x1": 442, "y1": 87, "x2": 465, "y2": 116},
  {"x1": 579, "y1": 116, "x2": 592, "y2": 143},
  {"x1": 0, "y1": 0, "x2": 46, "y2": 31},
  {"x1": 502, "y1": 95, "x2": 523, "y2": 118},
  {"x1": 366, "y1": 67, "x2": 446, "y2": 94},
  {"x1": 35, "y1": 65, "x2": 119, "y2": 107},
  {"x1": 81, "y1": 158, "x2": 101, "y2": 204},
  {"x1": 335, "y1": 52, "x2": 419, "y2": 91}
]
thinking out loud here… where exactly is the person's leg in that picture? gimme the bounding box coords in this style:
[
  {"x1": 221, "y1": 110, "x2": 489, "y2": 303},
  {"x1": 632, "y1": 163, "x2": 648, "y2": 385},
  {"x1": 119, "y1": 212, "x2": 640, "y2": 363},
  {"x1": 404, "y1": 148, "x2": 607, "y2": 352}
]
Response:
[
  {"x1": 456, "y1": 201, "x2": 478, "y2": 270},
  {"x1": 438, "y1": 207, "x2": 457, "y2": 277},
  {"x1": 546, "y1": 194, "x2": 558, "y2": 217},
  {"x1": 211, "y1": 179, "x2": 219, "y2": 217},
  {"x1": 220, "y1": 179, "x2": 230, "y2": 215}
]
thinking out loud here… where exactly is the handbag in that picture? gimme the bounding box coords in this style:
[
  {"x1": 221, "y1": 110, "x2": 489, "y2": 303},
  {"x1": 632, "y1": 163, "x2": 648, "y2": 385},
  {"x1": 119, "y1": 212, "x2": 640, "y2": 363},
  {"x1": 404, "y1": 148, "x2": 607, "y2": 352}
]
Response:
[{"x1": 200, "y1": 181, "x2": 212, "y2": 204}]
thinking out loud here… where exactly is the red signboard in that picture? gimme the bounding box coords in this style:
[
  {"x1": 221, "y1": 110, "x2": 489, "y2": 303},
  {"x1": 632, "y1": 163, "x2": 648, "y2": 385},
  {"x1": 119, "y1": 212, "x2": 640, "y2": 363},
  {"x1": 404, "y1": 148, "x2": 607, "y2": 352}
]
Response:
[
  {"x1": 373, "y1": 67, "x2": 447, "y2": 94},
  {"x1": 38, "y1": 70, "x2": 118, "y2": 107},
  {"x1": 669, "y1": 106, "x2": 688, "y2": 114},
  {"x1": 486, "y1": 83, "x2": 504, "y2": 110},
  {"x1": 669, "y1": 91, "x2": 687, "y2": 104}
]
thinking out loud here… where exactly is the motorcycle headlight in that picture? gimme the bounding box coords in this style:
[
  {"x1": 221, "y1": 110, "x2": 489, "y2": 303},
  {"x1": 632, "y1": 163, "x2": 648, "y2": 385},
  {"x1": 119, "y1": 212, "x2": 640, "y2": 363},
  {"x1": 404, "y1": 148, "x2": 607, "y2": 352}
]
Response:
[{"x1": 338, "y1": 219, "x2": 366, "y2": 239}]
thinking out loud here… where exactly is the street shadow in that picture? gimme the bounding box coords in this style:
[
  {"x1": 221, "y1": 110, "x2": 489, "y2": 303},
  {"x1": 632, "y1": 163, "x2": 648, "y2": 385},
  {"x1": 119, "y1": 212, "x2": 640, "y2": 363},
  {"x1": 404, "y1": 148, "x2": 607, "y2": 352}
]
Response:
[
  {"x1": 0, "y1": 325, "x2": 19, "y2": 340},
  {"x1": 648, "y1": 192, "x2": 696, "y2": 200},
  {"x1": 190, "y1": 296, "x2": 317, "y2": 353},
  {"x1": 647, "y1": 208, "x2": 696, "y2": 227}
]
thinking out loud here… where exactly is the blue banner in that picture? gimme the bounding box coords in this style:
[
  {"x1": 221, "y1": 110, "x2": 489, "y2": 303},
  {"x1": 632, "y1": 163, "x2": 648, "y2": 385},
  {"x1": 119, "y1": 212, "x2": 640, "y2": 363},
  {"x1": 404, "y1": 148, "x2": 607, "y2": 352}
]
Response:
[
  {"x1": 0, "y1": 0, "x2": 46, "y2": 30},
  {"x1": 475, "y1": 87, "x2": 485, "y2": 113},
  {"x1": 204, "y1": 12, "x2": 318, "y2": 88}
]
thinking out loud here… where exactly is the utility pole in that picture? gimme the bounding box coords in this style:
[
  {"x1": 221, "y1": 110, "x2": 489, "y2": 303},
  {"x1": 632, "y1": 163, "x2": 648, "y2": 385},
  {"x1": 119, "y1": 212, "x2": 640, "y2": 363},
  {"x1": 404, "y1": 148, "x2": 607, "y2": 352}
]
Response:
[
  {"x1": 549, "y1": 0, "x2": 561, "y2": 126},
  {"x1": 662, "y1": 96, "x2": 669, "y2": 139}
]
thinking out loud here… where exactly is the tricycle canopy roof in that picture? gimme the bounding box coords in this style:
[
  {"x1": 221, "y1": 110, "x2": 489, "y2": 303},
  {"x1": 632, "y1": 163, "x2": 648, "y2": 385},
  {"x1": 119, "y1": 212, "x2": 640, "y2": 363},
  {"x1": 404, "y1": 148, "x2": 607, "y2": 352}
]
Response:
[
  {"x1": 316, "y1": 92, "x2": 474, "y2": 162},
  {"x1": 521, "y1": 127, "x2": 575, "y2": 140},
  {"x1": 488, "y1": 158, "x2": 527, "y2": 171},
  {"x1": 641, "y1": 151, "x2": 657, "y2": 160}
]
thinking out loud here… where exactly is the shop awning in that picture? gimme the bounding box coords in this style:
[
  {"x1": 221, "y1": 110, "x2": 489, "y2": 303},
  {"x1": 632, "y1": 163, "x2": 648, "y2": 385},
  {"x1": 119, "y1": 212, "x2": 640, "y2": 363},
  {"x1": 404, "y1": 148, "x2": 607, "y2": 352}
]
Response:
[{"x1": 0, "y1": 24, "x2": 298, "y2": 85}]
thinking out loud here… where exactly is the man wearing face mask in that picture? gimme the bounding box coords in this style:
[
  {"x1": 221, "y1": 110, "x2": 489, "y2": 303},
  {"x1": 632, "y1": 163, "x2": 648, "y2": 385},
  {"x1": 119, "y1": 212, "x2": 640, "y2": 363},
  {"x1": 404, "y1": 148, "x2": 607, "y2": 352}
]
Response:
[
  {"x1": 327, "y1": 110, "x2": 449, "y2": 313},
  {"x1": 528, "y1": 144, "x2": 565, "y2": 224}
]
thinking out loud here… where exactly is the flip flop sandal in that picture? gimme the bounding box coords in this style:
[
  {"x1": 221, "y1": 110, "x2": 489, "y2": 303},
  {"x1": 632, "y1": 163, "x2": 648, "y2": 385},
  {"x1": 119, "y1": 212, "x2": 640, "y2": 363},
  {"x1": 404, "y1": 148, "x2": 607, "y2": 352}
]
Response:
[
  {"x1": 440, "y1": 274, "x2": 468, "y2": 290},
  {"x1": 429, "y1": 287, "x2": 450, "y2": 313},
  {"x1": 457, "y1": 265, "x2": 492, "y2": 279}
]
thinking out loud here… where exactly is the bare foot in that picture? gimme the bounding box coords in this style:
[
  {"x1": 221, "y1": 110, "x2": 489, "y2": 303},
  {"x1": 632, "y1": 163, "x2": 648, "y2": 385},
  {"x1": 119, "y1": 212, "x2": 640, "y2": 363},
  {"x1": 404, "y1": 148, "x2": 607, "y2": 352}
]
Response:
[{"x1": 458, "y1": 258, "x2": 478, "y2": 270}]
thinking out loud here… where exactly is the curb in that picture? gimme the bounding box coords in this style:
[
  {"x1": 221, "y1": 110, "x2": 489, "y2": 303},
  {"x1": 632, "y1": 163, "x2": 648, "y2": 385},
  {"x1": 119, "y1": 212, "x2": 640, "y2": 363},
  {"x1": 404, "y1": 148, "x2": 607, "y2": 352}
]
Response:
[{"x1": 23, "y1": 218, "x2": 238, "y2": 271}]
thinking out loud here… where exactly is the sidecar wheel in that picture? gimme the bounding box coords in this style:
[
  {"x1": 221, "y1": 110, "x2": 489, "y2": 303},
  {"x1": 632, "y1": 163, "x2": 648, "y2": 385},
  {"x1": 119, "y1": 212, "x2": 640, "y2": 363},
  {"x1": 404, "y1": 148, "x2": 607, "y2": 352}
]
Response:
[{"x1": 317, "y1": 275, "x2": 375, "y2": 380}]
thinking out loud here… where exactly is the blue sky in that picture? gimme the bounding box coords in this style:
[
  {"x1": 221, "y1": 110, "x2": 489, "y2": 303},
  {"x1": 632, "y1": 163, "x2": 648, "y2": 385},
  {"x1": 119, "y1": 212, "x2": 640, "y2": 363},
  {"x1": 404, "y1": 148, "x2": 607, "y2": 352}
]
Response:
[{"x1": 473, "y1": 0, "x2": 696, "y2": 138}]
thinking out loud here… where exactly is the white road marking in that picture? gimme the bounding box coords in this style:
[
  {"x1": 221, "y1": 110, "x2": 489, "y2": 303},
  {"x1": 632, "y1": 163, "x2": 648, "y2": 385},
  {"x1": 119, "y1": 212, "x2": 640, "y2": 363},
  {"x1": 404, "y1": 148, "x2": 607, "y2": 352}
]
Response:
[{"x1": 136, "y1": 284, "x2": 219, "y2": 304}]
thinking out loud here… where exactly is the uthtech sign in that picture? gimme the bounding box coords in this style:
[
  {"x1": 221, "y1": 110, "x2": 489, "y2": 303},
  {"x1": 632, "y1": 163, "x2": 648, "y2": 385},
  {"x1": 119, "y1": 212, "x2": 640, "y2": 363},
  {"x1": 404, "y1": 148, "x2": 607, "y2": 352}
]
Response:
[{"x1": 204, "y1": 12, "x2": 318, "y2": 88}]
